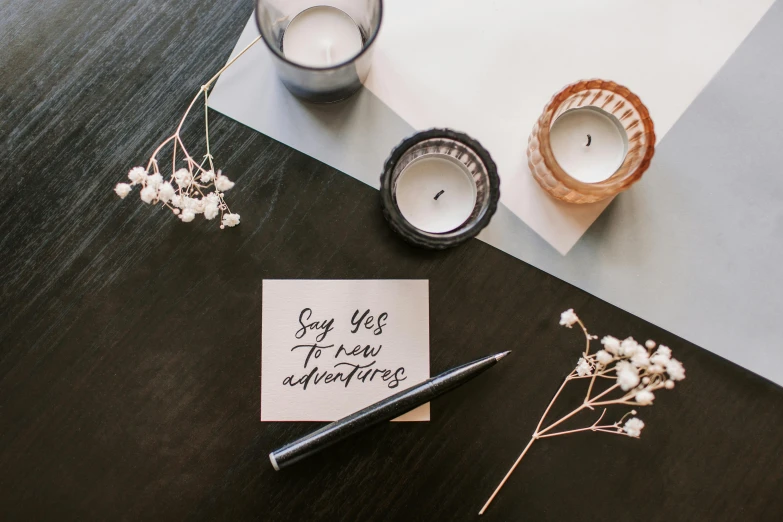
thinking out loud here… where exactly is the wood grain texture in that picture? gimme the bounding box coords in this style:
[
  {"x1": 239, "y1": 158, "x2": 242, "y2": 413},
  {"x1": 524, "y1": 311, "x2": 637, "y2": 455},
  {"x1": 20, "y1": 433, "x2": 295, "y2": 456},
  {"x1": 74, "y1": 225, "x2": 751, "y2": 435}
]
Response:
[{"x1": 1, "y1": 1, "x2": 782, "y2": 520}]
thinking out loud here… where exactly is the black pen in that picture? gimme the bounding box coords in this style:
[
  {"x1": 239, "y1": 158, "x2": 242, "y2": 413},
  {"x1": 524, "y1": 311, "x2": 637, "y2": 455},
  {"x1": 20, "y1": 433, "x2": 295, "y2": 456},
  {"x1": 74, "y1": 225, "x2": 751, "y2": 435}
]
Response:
[{"x1": 269, "y1": 351, "x2": 511, "y2": 470}]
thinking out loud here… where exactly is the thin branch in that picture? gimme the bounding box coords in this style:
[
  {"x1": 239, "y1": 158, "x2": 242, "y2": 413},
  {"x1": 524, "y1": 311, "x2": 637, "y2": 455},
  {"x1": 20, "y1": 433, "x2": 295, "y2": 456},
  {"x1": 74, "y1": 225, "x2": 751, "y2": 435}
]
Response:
[
  {"x1": 479, "y1": 437, "x2": 536, "y2": 515},
  {"x1": 592, "y1": 400, "x2": 641, "y2": 407},
  {"x1": 576, "y1": 318, "x2": 592, "y2": 355},
  {"x1": 537, "y1": 424, "x2": 619, "y2": 439},
  {"x1": 587, "y1": 382, "x2": 620, "y2": 403},
  {"x1": 146, "y1": 136, "x2": 177, "y2": 171},
  {"x1": 537, "y1": 403, "x2": 587, "y2": 437},
  {"x1": 537, "y1": 408, "x2": 610, "y2": 439},
  {"x1": 172, "y1": 138, "x2": 177, "y2": 174},
  {"x1": 203, "y1": 35, "x2": 263, "y2": 89},
  {"x1": 570, "y1": 373, "x2": 614, "y2": 380},
  {"x1": 585, "y1": 369, "x2": 599, "y2": 401},
  {"x1": 150, "y1": 34, "x2": 264, "y2": 170},
  {"x1": 204, "y1": 90, "x2": 215, "y2": 171},
  {"x1": 175, "y1": 136, "x2": 208, "y2": 174},
  {"x1": 594, "y1": 428, "x2": 632, "y2": 437},
  {"x1": 537, "y1": 382, "x2": 619, "y2": 437},
  {"x1": 535, "y1": 376, "x2": 571, "y2": 434}
]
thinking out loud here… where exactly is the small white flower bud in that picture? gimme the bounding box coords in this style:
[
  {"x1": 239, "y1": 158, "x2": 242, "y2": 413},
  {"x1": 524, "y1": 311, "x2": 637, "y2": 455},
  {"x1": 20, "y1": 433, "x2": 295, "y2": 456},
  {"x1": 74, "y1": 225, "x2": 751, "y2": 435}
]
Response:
[
  {"x1": 634, "y1": 390, "x2": 655, "y2": 405},
  {"x1": 146, "y1": 173, "x2": 163, "y2": 189},
  {"x1": 127, "y1": 166, "x2": 147, "y2": 184},
  {"x1": 601, "y1": 336, "x2": 621, "y2": 354},
  {"x1": 204, "y1": 203, "x2": 219, "y2": 220},
  {"x1": 623, "y1": 417, "x2": 645, "y2": 437},
  {"x1": 645, "y1": 340, "x2": 656, "y2": 349},
  {"x1": 180, "y1": 209, "x2": 196, "y2": 222},
  {"x1": 575, "y1": 357, "x2": 593, "y2": 377},
  {"x1": 140, "y1": 185, "x2": 157, "y2": 204},
  {"x1": 616, "y1": 362, "x2": 640, "y2": 391},
  {"x1": 559, "y1": 309, "x2": 578, "y2": 328},
  {"x1": 215, "y1": 174, "x2": 235, "y2": 192},
  {"x1": 665, "y1": 380, "x2": 675, "y2": 389},
  {"x1": 666, "y1": 358, "x2": 686, "y2": 381},
  {"x1": 221, "y1": 213, "x2": 240, "y2": 228},
  {"x1": 157, "y1": 182, "x2": 175, "y2": 203},
  {"x1": 596, "y1": 350, "x2": 613, "y2": 366},
  {"x1": 173, "y1": 168, "x2": 193, "y2": 187},
  {"x1": 642, "y1": 376, "x2": 650, "y2": 384},
  {"x1": 114, "y1": 183, "x2": 132, "y2": 199}
]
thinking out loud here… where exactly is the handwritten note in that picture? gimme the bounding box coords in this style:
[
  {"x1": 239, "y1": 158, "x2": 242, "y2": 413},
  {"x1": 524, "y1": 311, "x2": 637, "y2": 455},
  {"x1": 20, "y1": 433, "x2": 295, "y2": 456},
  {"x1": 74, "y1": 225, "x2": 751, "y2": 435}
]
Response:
[{"x1": 261, "y1": 280, "x2": 430, "y2": 421}]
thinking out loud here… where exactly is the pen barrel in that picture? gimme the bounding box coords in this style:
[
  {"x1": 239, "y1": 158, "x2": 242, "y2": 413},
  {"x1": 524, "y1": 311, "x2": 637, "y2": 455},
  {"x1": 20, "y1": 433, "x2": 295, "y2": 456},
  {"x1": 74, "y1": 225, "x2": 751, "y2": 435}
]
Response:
[
  {"x1": 269, "y1": 353, "x2": 502, "y2": 470},
  {"x1": 428, "y1": 355, "x2": 498, "y2": 395},
  {"x1": 269, "y1": 382, "x2": 437, "y2": 470}
]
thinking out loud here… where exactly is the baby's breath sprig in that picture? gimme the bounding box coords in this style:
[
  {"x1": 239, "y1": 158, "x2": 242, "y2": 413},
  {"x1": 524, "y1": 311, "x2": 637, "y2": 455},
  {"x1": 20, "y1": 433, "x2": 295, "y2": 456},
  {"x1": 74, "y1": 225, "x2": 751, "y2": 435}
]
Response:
[
  {"x1": 479, "y1": 309, "x2": 686, "y2": 515},
  {"x1": 113, "y1": 35, "x2": 263, "y2": 229}
]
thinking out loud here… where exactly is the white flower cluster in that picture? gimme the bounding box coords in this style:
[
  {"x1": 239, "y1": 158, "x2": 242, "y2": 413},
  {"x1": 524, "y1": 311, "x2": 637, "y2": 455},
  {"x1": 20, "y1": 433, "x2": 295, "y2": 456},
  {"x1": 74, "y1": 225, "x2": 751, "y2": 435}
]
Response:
[
  {"x1": 594, "y1": 334, "x2": 685, "y2": 398},
  {"x1": 561, "y1": 309, "x2": 686, "y2": 438},
  {"x1": 559, "y1": 308, "x2": 579, "y2": 328},
  {"x1": 115, "y1": 166, "x2": 240, "y2": 229},
  {"x1": 623, "y1": 417, "x2": 645, "y2": 438}
]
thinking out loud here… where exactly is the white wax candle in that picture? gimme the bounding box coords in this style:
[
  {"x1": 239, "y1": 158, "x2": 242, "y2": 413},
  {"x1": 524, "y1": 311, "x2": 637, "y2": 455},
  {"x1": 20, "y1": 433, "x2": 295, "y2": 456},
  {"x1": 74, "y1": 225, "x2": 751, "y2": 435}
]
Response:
[
  {"x1": 282, "y1": 6, "x2": 363, "y2": 68},
  {"x1": 549, "y1": 107, "x2": 629, "y2": 183},
  {"x1": 395, "y1": 155, "x2": 477, "y2": 234}
]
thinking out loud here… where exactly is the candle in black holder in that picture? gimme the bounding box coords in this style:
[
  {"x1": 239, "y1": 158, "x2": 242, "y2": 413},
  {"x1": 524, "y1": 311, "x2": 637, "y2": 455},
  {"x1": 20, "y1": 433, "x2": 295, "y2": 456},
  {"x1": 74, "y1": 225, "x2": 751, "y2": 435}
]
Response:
[
  {"x1": 255, "y1": 0, "x2": 383, "y2": 103},
  {"x1": 380, "y1": 129, "x2": 500, "y2": 249}
]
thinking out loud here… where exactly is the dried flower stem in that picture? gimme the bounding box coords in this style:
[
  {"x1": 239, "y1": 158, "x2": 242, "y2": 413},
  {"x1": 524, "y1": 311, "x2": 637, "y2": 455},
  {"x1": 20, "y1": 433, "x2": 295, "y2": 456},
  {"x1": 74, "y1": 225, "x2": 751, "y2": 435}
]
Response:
[
  {"x1": 115, "y1": 35, "x2": 263, "y2": 228},
  {"x1": 478, "y1": 310, "x2": 685, "y2": 515},
  {"x1": 147, "y1": 34, "x2": 262, "y2": 174}
]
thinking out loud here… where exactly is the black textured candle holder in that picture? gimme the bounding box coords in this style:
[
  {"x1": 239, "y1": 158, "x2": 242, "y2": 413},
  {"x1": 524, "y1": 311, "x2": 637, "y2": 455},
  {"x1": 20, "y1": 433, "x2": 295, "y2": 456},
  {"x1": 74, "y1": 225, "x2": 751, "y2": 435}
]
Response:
[{"x1": 380, "y1": 129, "x2": 500, "y2": 249}]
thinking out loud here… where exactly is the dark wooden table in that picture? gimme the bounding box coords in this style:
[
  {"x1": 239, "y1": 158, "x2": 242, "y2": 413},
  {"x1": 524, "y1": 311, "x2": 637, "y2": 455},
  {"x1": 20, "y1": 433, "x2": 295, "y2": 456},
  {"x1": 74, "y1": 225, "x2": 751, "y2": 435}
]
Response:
[{"x1": 2, "y1": 1, "x2": 782, "y2": 520}]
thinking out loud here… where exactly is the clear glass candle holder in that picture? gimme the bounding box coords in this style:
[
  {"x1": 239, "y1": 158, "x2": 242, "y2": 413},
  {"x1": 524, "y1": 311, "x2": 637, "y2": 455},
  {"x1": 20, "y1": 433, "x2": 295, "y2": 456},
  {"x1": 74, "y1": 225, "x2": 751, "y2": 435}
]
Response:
[
  {"x1": 255, "y1": 0, "x2": 383, "y2": 103},
  {"x1": 528, "y1": 80, "x2": 656, "y2": 204},
  {"x1": 380, "y1": 129, "x2": 500, "y2": 249}
]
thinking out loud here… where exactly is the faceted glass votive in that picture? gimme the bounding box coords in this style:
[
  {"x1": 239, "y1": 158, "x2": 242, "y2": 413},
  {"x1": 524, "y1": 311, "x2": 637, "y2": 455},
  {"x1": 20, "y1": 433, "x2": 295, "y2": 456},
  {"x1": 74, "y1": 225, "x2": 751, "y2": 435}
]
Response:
[
  {"x1": 380, "y1": 129, "x2": 500, "y2": 249},
  {"x1": 528, "y1": 80, "x2": 656, "y2": 204},
  {"x1": 255, "y1": 0, "x2": 383, "y2": 103}
]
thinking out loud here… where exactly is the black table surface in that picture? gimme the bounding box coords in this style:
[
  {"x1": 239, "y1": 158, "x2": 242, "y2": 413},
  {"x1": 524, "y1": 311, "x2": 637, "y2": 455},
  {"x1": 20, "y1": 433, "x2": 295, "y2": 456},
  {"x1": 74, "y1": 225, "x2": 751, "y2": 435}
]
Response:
[{"x1": 2, "y1": 1, "x2": 782, "y2": 521}]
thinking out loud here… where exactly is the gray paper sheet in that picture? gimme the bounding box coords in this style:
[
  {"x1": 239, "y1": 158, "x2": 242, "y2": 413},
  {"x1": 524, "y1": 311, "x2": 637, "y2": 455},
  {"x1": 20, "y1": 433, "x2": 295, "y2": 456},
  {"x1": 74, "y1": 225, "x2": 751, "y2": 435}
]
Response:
[{"x1": 481, "y1": 0, "x2": 783, "y2": 385}]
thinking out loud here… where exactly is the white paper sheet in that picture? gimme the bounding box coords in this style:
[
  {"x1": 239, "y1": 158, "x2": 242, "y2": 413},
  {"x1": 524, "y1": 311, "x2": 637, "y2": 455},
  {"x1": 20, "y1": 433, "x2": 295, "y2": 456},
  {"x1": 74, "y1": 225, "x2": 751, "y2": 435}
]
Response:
[
  {"x1": 210, "y1": 1, "x2": 772, "y2": 253},
  {"x1": 261, "y1": 280, "x2": 430, "y2": 421},
  {"x1": 363, "y1": 0, "x2": 774, "y2": 253}
]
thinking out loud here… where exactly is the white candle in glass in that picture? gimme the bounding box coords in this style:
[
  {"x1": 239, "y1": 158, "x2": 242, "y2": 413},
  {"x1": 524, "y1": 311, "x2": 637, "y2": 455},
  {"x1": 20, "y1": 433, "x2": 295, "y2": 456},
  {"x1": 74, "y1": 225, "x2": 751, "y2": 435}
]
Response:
[
  {"x1": 282, "y1": 6, "x2": 363, "y2": 68},
  {"x1": 549, "y1": 107, "x2": 629, "y2": 183},
  {"x1": 395, "y1": 155, "x2": 477, "y2": 234}
]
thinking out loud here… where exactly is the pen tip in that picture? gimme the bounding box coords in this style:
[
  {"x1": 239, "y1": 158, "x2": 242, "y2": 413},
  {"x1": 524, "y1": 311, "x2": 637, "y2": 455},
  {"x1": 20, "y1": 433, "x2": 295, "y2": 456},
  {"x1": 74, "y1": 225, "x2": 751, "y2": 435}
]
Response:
[{"x1": 495, "y1": 350, "x2": 511, "y2": 361}]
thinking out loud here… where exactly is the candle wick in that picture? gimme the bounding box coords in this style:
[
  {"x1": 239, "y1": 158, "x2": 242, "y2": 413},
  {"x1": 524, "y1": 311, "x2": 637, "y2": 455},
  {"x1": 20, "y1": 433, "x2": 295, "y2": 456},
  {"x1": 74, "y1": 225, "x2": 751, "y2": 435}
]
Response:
[
  {"x1": 434, "y1": 190, "x2": 445, "y2": 200},
  {"x1": 586, "y1": 134, "x2": 592, "y2": 147}
]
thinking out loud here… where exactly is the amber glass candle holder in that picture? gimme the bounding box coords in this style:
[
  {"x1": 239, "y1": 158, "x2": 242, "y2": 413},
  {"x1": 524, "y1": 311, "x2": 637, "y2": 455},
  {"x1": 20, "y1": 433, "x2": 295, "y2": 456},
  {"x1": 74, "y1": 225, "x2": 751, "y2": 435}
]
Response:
[{"x1": 528, "y1": 80, "x2": 656, "y2": 204}]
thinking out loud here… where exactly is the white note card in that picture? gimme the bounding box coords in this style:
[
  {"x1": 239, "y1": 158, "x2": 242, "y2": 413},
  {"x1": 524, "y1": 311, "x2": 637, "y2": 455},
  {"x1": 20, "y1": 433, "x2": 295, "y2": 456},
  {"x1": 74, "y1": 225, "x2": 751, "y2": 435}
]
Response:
[{"x1": 261, "y1": 280, "x2": 430, "y2": 421}]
